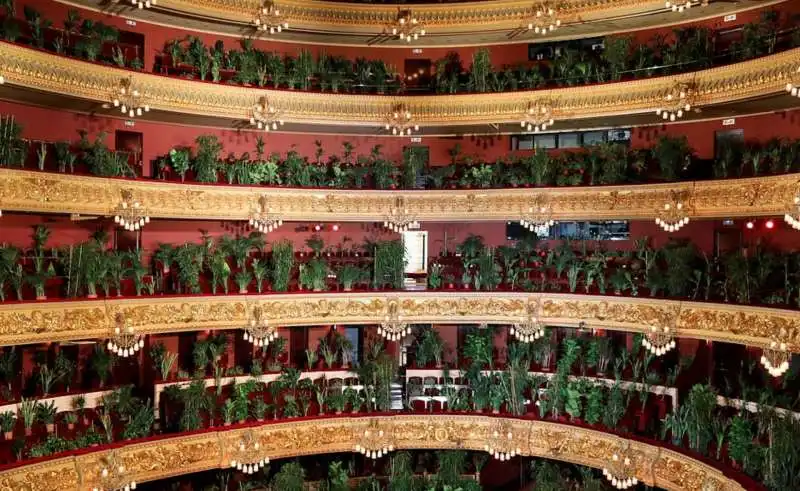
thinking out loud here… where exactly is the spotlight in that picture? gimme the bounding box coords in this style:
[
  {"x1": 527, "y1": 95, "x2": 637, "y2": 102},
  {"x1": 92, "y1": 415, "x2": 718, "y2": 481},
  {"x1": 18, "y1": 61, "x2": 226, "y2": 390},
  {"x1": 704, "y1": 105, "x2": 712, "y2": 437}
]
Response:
[
  {"x1": 765, "y1": 219, "x2": 775, "y2": 230},
  {"x1": 332, "y1": 224, "x2": 340, "y2": 232},
  {"x1": 746, "y1": 221, "x2": 755, "y2": 230},
  {"x1": 314, "y1": 224, "x2": 321, "y2": 231}
]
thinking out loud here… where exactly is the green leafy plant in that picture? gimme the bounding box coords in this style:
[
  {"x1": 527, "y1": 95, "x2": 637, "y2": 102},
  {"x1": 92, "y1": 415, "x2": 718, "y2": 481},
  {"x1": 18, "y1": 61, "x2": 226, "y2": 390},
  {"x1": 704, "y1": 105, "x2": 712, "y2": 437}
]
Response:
[
  {"x1": 337, "y1": 264, "x2": 364, "y2": 291},
  {"x1": 271, "y1": 240, "x2": 294, "y2": 292}
]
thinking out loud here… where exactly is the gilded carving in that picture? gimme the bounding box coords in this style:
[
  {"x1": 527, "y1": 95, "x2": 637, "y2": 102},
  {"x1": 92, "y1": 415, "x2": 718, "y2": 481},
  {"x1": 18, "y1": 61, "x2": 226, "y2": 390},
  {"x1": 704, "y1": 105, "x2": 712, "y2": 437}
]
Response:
[
  {"x1": 0, "y1": 43, "x2": 797, "y2": 128},
  {"x1": 0, "y1": 416, "x2": 747, "y2": 491},
  {"x1": 1, "y1": 169, "x2": 797, "y2": 222},
  {"x1": 0, "y1": 293, "x2": 798, "y2": 351}
]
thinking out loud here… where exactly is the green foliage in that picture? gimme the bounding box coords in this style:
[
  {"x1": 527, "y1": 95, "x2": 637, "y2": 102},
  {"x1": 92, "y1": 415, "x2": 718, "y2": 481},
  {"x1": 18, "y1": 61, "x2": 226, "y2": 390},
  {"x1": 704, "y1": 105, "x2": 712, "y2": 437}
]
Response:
[{"x1": 271, "y1": 240, "x2": 294, "y2": 292}]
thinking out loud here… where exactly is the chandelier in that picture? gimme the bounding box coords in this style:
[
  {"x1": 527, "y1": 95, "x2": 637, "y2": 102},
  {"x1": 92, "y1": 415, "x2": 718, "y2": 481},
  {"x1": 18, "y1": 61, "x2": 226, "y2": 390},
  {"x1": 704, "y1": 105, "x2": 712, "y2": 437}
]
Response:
[
  {"x1": 250, "y1": 97, "x2": 284, "y2": 131},
  {"x1": 388, "y1": 10, "x2": 426, "y2": 43},
  {"x1": 654, "y1": 191, "x2": 689, "y2": 232},
  {"x1": 655, "y1": 83, "x2": 694, "y2": 121},
  {"x1": 510, "y1": 301, "x2": 544, "y2": 343},
  {"x1": 378, "y1": 299, "x2": 412, "y2": 341},
  {"x1": 784, "y1": 193, "x2": 800, "y2": 229},
  {"x1": 242, "y1": 305, "x2": 279, "y2": 348},
  {"x1": 520, "y1": 196, "x2": 555, "y2": 236},
  {"x1": 127, "y1": 0, "x2": 156, "y2": 9},
  {"x1": 761, "y1": 341, "x2": 790, "y2": 377},
  {"x1": 483, "y1": 422, "x2": 521, "y2": 461},
  {"x1": 92, "y1": 451, "x2": 136, "y2": 491},
  {"x1": 106, "y1": 314, "x2": 145, "y2": 358},
  {"x1": 665, "y1": 0, "x2": 706, "y2": 13},
  {"x1": 383, "y1": 196, "x2": 420, "y2": 232},
  {"x1": 112, "y1": 77, "x2": 149, "y2": 119},
  {"x1": 523, "y1": 3, "x2": 562, "y2": 35},
  {"x1": 384, "y1": 104, "x2": 419, "y2": 136},
  {"x1": 520, "y1": 100, "x2": 554, "y2": 132},
  {"x1": 113, "y1": 190, "x2": 150, "y2": 231},
  {"x1": 602, "y1": 446, "x2": 638, "y2": 489},
  {"x1": 786, "y1": 66, "x2": 800, "y2": 97},
  {"x1": 249, "y1": 196, "x2": 284, "y2": 234},
  {"x1": 230, "y1": 431, "x2": 270, "y2": 474},
  {"x1": 354, "y1": 421, "x2": 395, "y2": 459},
  {"x1": 642, "y1": 325, "x2": 675, "y2": 357},
  {"x1": 254, "y1": 1, "x2": 288, "y2": 34}
]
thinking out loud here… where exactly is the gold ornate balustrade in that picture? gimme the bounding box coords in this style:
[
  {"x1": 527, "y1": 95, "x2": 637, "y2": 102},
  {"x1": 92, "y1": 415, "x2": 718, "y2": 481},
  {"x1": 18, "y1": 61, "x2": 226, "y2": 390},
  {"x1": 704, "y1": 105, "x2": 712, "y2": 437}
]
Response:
[
  {"x1": 1, "y1": 41, "x2": 798, "y2": 126},
  {"x1": 0, "y1": 169, "x2": 798, "y2": 221},
  {"x1": 0, "y1": 292, "x2": 797, "y2": 351},
  {"x1": 0, "y1": 415, "x2": 747, "y2": 491}
]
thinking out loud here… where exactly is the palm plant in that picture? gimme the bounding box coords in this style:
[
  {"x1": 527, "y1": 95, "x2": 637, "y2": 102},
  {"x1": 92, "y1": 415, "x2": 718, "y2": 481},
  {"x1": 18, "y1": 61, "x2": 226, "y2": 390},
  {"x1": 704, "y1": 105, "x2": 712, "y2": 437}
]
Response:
[
  {"x1": 251, "y1": 258, "x2": 268, "y2": 293},
  {"x1": 18, "y1": 398, "x2": 38, "y2": 436}
]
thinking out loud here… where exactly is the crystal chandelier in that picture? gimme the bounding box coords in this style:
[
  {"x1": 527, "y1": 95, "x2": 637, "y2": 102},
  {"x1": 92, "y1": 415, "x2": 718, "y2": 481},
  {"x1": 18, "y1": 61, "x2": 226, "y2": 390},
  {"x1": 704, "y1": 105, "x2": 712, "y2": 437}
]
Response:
[
  {"x1": 383, "y1": 196, "x2": 420, "y2": 232},
  {"x1": 243, "y1": 305, "x2": 279, "y2": 348},
  {"x1": 520, "y1": 100, "x2": 554, "y2": 132},
  {"x1": 250, "y1": 97, "x2": 284, "y2": 131},
  {"x1": 92, "y1": 451, "x2": 136, "y2": 491},
  {"x1": 655, "y1": 83, "x2": 694, "y2": 121},
  {"x1": 230, "y1": 431, "x2": 270, "y2": 474},
  {"x1": 127, "y1": 0, "x2": 156, "y2": 9},
  {"x1": 784, "y1": 193, "x2": 800, "y2": 229},
  {"x1": 520, "y1": 196, "x2": 555, "y2": 236},
  {"x1": 665, "y1": 0, "x2": 706, "y2": 13},
  {"x1": 107, "y1": 314, "x2": 145, "y2": 358},
  {"x1": 354, "y1": 421, "x2": 395, "y2": 459},
  {"x1": 384, "y1": 104, "x2": 419, "y2": 136},
  {"x1": 249, "y1": 196, "x2": 284, "y2": 234},
  {"x1": 642, "y1": 325, "x2": 675, "y2": 357},
  {"x1": 388, "y1": 10, "x2": 426, "y2": 43},
  {"x1": 483, "y1": 422, "x2": 521, "y2": 461},
  {"x1": 112, "y1": 77, "x2": 149, "y2": 118},
  {"x1": 378, "y1": 299, "x2": 412, "y2": 341},
  {"x1": 523, "y1": 2, "x2": 562, "y2": 35},
  {"x1": 602, "y1": 446, "x2": 638, "y2": 489},
  {"x1": 785, "y1": 66, "x2": 800, "y2": 97},
  {"x1": 761, "y1": 341, "x2": 790, "y2": 377},
  {"x1": 510, "y1": 301, "x2": 544, "y2": 343},
  {"x1": 654, "y1": 192, "x2": 690, "y2": 232},
  {"x1": 254, "y1": 1, "x2": 288, "y2": 34},
  {"x1": 113, "y1": 190, "x2": 150, "y2": 231}
]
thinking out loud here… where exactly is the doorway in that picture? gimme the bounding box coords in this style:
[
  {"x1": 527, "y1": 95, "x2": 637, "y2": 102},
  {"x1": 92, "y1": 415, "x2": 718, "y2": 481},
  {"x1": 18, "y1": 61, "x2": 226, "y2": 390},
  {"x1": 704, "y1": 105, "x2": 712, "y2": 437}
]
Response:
[
  {"x1": 402, "y1": 230, "x2": 428, "y2": 274},
  {"x1": 115, "y1": 130, "x2": 143, "y2": 175},
  {"x1": 403, "y1": 59, "x2": 432, "y2": 91}
]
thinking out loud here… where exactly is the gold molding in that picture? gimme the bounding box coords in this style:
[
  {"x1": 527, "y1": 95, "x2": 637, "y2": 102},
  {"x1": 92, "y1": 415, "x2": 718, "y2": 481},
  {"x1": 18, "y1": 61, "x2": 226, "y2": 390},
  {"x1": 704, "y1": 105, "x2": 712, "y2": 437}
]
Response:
[
  {"x1": 0, "y1": 169, "x2": 798, "y2": 221},
  {"x1": 0, "y1": 292, "x2": 798, "y2": 351},
  {"x1": 0, "y1": 416, "x2": 746, "y2": 491},
  {"x1": 1, "y1": 42, "x2": 798, "y2": 126}
]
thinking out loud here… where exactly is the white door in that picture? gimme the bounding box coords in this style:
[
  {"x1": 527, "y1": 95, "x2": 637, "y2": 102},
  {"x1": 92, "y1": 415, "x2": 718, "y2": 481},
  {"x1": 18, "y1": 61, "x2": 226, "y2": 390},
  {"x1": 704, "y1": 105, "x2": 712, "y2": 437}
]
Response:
[{"x1": 402, "y1": 230, "x2": 428, "y2": 274}]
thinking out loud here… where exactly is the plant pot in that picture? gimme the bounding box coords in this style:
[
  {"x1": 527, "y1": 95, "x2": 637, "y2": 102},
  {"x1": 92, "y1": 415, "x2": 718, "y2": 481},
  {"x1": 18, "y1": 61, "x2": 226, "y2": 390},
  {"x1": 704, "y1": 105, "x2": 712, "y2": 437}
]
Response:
[
  {"x1": 492, "y1": 409, "x2": 500, "y2": 414},
  {"x1": 343, "y1": 287, "x2": 352, "y2": 292},
  {"x1": 36, "y1": 295, "x2": 47, "y2": 301},
  {"x1": 25, "y1": 428, "x2": 32, "y2": 437},
  {"x1": 67, "y1": 423, "x2": 75, "y2": 431},
  {"x1": 224, "y1": 421, "x2": 231, "y2": 426},
  {"x1": 239, "y1": 288, "x2": 248, "y2": 294},
  {"x1": 87, "y1": 294, "x2": 98, "y2": 299},
  {"x1": 3, "y1": 431, "x2": 11, "y2": 440}
]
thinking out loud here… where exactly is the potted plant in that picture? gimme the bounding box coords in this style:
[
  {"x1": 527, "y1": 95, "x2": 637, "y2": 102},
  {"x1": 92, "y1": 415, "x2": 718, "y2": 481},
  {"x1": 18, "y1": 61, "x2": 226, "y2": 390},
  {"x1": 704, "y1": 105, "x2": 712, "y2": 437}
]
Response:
[
  {"x1": 305, "y1": 348, "x2": 318, "y2": 370},
  {"x1": 345, "y1": 387, "x2": 361, "y2": 413},
  {"x1": 271, "y1": 240, "x2": 294, "y2": 292},
  {"x1": 64, "y1": 411, "x2": 78, "y2": 431},
  {"x1": 300, "y1": 258, "x2": 329, "y2": 292},
  {"x1": 0, "y1": 411, "x2": 15, "y2": 440},
  {"x1": 251, "y1": 258, "x2": 268, "y2": 293},
  {"x1": 337, "y1": 265, "x2": 364, "y2": 292},
  {"x1": 335, "y1": 333, "x2": 353, "y2": 368},
  {"x1": 235, "y1": 271, "x2": 252, "y2": 294},
  {"x1": 488, "y1": 383, "x2": 504, "y2": 414},
  {"x1": 19, "y1": 398, "x2": 38, "y2": 436},
  {"x1": 416, "y1": 329, "x2": 445, "y2": 368},
  {"x1": 35, "y1": 401, "x2": 55, "y2": 434},
  {"x1": 222, "y1": 399, "x2": 235, "y2": 426},
  {"x1": 326, "y1": 389, "x2": 345, "y2": 415},
  {"x1": 427, "y1": 262, "x2": 444, "y2": 289},
  {"x1": 319, "y1": 338, "x2": 337, "y2": 369},
  {"x1": 252, "y1": 398, "x2": 268, "y2": 422},
  {"x1": 208, "y1": 248, "x2": 231, "y2": 294}
]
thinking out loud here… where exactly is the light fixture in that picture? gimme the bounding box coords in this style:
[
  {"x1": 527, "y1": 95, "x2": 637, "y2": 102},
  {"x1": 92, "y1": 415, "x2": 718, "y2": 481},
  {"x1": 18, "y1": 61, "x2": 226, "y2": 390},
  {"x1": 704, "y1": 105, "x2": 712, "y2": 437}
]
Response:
[
  {"x1": 378, "y1": 298, "x2": 412, "y2": 341},
  {"x1": 765, "y1": 219, "x2": 775, "y2": 230},
  {"x1": 520, "y1": 100, "x2": 555, "y2": 132},
  {"x1": 783, "y1": 193, "x2": 800, "y2": 229},
  {"x1": 388, "y1": 10, "x2": 426, "y2": 43},
  {"x1": 654, "y1": 191, "x2": 690, "y2": 232},
  {"x1": 254, "y1": 1, "x2": 288, "y2": 34},
  {"x1": 483, "y1": 422, "x2": 521, "y2": 461},
  {"x1": 112, "y1": 77, "x2": 149, "y2": 118},
  {"x1": 249, "y1": 196, "x2": 284, "y2": 234},
  {"x1": 509, "y1": 301, "x2": 544, "y2": 343},
  {"x1": 665, "y1": 0, "x2": 707, "y2": 13},
  {"x1": 113, "y1": 190, "x2": 150, "y2": 231},
  {"x1": 92, "y1": 451, "x2": 136, "y2": 491},
  {"x1": 0, "y1": 72, "x2": 4, "y2": 84},
  {"x1": 523, "y1": 2, "x2": 562, "y2": 35},
  {"x1": 250, "y1": 97, "x2": 284, "y2": 131},
  {"x1": 642, "y1": 325, "x2": 675, "y2": 357},
  {"x1": 354, "y1": 421, "x2": 395, "y2": 459},
  {"x1": 127, "y1": 0, "x2": 156, "y2": 9},
  {"x1": 602, "y1": 446, "x2": 638, "y2": 489},
  {"x1": 384, "y1": 103, "x2": 419, "y2": 136},
  {"x1": 519, "y1": 196, "x2": 555, "y2": 236},
  {"x1": 761, "y1": 341, "x2": 790, "y2": 377},
  {"x1": 383, "y1": 196, "x2": 420, "y2": 232},
  {"x1": 655, "y1": 82, "x2": 695, "y2": 121},
  {"x1": 746, "y1": 221, "x2": 755, "y2": 230},
  {"x1": 106, "y1": 314, "x2": 145, "y2": 358},
  {"x1": 230, "y1": 431, "x2": 270, "y2": 474},
  {"x1": 785, "y1": 66, "x2": 800, "y2": 97},
  {"x1": 242, "y1": 305, "x2": 279, "y2": 348}
]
